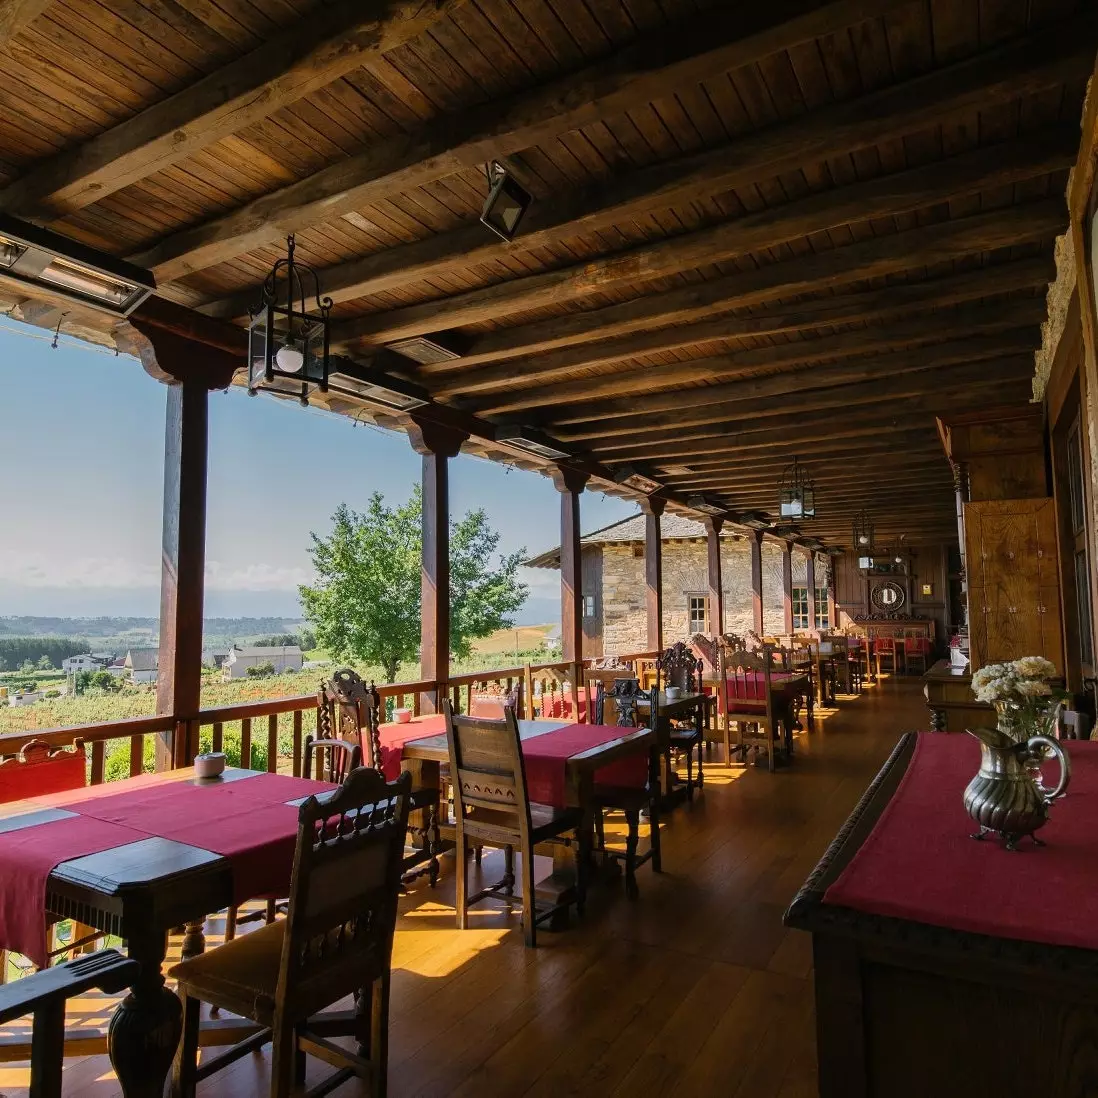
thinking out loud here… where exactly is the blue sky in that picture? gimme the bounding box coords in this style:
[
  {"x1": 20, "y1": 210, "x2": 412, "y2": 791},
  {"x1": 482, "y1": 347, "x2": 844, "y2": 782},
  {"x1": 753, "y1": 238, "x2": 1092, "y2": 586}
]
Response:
[{"x1": 0, "y1": 320, "x2": 636, "y2": 624}]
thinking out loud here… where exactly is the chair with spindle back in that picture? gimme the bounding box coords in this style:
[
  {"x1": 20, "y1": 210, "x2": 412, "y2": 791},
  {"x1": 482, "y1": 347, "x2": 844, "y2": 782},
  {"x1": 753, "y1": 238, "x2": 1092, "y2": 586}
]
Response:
[
  {"x1": 443, "y1": 700, "x2": 586, "y2": 948},
  {"x1": 657, "y1": 641, "x2": 704, "y2": 799},
  {"x1": 171, "y1": 768, "x2": 412, "y2": 1098},
  {"x1": 717, "y1": 638, "x2": 784, "y2": 772},
  {"x1": 0, "y1": 740, "x2": 100, "y2": 979},
  {"x1": 362, "y1": 682, "x2": 441, "y2": 887},
  {"x1": 591, "y1": 680, "x2": 662, "y2": 898}
]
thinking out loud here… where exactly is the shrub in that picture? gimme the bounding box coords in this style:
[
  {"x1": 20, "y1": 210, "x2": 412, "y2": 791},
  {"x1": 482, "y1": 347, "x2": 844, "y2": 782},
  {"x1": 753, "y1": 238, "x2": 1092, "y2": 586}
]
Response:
[
  {"x1": 103, "y1": 727, "x2": 272, "y2": 783},
  {"x1": 245, "y1": 662, "x2": 276, "y2": 678},
  {"x1": 43, "y1": 689, "x2": 61, "y2": 699}
]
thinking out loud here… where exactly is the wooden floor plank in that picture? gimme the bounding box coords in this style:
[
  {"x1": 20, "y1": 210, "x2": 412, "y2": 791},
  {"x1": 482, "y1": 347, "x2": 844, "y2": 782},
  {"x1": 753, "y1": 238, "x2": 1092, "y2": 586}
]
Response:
[{"x1": 1, "y1": 678, "x2": 929, "y2": 1097}]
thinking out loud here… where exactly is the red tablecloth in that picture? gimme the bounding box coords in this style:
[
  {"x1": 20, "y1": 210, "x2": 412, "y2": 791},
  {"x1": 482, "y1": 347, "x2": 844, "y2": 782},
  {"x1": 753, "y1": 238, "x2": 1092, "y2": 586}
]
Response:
[
  {"x1": 376, "y1": 715, "x2": 445, "y2": 780},
  {"x1": 538, "y1": 693, "x2": 590, "y2": 721},
  {"x1": 825, "y1": 735, "x2": 1098, "y2": 950},
  {"x1": 0, "y1": 771, "x2": 333, "y2": 966}
]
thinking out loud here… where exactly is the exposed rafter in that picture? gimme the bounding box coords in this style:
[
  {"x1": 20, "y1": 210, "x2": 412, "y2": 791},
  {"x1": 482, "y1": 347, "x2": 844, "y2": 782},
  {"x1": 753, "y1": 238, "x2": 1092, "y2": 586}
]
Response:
[{"x1": 0, "y1": 0, "x2": 49, "y2": 49}]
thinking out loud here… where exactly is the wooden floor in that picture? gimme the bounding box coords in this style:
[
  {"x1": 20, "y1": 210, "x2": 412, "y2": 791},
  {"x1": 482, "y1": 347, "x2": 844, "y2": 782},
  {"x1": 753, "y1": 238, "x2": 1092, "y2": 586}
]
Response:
[{"x1": 1, "y1": 678, "x2": 930, "y2": 1098}]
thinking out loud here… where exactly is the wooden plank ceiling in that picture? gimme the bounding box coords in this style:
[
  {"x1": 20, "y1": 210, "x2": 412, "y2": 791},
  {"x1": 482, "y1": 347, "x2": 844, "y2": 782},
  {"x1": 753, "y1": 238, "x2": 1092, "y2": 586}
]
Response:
[{"x1": 0, "y1": 0, "x2": 1093, "y2": 549}]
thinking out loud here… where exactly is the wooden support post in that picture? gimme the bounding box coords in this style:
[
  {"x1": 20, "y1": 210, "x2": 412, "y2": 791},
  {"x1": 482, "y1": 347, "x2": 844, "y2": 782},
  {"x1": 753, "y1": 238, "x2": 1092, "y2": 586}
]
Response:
[
  {"x1": 116, "y1": 313, "x2": 239, "y2": 771},
  {"x1": 806, "y1": 550, "x2": 818, "y2": 632},
  {"x1": 551, "y1": 467, "x2": 589, "y2": 662},
  {"x1": 705, "y1": 517, "x2": 724, "y2": 637},
  {"x1": 407, "y1": 418, "x2": 468, "y2": 713},
  {"x1": 827, "y1": 561, "x2": 839, "y2": 630},
  {"x1": 750, "y1": 531, "x2": 764, "y2": 635},
  {"x1": 782, "y1": 541, "x2": 794, "y2": 635},
  {"x1": 641, "y1": 497, "x2": 665, "y2": 652}
]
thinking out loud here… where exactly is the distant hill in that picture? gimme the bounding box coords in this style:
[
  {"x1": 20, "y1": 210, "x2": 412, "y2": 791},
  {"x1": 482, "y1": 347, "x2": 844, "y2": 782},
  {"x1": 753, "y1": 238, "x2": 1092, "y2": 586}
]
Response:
[{"x1": 0, "y1": 616, "x2": 305, "y2": 639}]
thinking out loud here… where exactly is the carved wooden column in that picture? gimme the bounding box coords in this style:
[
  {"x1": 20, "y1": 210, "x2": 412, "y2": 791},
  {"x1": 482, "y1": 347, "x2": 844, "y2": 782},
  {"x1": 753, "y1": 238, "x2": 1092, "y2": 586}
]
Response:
[
  {"x1": 552, "y1": 467, "x2": 589, "y2": 662},
  {"x1": 705, "y1": 517, "x2": 724, "y2": 638},
  {"x1": 806, "y1": 550, "x2": 817, "y2": 632},
  {"x1": 782, "y1": 541, "x2": 794, "y2": 634},
  {"x1": 116, "y1": 312, "x2": 238, "y2": 770},
  {"x1": 408, "y1": 418, "x2": 468, "y2": 713},
  {"x1": 750, "y1": 530, "x2": 764, "y2": 634},
  {"x1": 641, "y1": 496, "x2": 665, "y2": 652}
]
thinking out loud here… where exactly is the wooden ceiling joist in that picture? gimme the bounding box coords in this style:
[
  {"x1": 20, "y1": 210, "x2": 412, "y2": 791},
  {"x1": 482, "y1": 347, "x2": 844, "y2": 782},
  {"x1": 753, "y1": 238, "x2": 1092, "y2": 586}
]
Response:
[
  {"x1": 402, "y1": 198, "x2": 1064, "y2": 368},
  {"x1": 0, "y1": 0, "x2": 50, "y2": 50},
  {"x1": 128, "y1": 0, "x2": 916, "y2": 283},
  {"x1": 205, "y1": 22, "x2": 1090, "y2": 322},
  {"x1": 0, "y1": 0, "x2": 464, "y2": 221},
  {"x1": 336, "y1": 128, "x2": 1076, "y2": 347},
  {"x1": 427, "y1": 257, "x2": 1052, "y2": 398}
]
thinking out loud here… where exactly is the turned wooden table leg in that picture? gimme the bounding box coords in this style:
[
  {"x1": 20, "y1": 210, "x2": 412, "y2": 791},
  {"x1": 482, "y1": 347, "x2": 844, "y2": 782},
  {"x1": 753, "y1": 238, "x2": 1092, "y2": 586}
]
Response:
[
  {"x1": 180, "y1": 918, "x2": 205, "y2": 961},
  {"x1": 108, "y1": 929, "x2": 182, "y2": 1098}
]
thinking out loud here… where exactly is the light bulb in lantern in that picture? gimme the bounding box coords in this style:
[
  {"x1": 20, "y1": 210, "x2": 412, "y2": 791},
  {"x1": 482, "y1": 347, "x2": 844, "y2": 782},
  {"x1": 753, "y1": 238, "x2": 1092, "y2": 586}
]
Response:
[{"x1": 276, "y1": 342, "x2": 304, "y2": 373}]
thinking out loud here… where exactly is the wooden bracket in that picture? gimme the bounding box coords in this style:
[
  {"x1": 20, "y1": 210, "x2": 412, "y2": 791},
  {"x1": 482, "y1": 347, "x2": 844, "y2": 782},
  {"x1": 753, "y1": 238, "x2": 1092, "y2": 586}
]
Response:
[
  {"x1": 406, "y1": 415, "x2": 468, "y2": 458},
  {"x1": 550, "y1": 466, "x2": 589, "y2": 494}
]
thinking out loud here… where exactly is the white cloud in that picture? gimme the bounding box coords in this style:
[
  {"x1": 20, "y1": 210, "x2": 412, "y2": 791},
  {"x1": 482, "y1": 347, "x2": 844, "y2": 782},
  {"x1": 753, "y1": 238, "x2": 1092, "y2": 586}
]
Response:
[{"x1": 204, "y1": 561, "x2": 313, "y2": 592}]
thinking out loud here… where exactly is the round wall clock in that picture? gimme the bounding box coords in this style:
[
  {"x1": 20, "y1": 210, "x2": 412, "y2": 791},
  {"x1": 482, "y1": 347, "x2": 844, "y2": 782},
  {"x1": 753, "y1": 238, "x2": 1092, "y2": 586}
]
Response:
[{"x1": 870, "y1": 580, "x2": 906, "y2": 612}]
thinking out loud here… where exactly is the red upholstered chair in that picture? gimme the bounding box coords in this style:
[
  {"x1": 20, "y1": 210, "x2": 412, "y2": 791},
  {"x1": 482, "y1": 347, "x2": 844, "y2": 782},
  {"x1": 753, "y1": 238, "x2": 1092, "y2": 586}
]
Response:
[
  {"x1": 903, "y1": 630, "x2": 931, "y2": 675},
  {"x1": 716, "y1": 640, "x2": 783, "y2": 772},
  {"x1": 468, "y1": 682, "x2": 523, "y2": 719}
]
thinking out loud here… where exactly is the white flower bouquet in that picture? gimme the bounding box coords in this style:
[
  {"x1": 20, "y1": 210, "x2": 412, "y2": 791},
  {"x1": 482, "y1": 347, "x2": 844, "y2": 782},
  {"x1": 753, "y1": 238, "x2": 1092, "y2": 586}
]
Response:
[{"x1": 971, "y1": 657, "x2": 1066, "y2": 742}]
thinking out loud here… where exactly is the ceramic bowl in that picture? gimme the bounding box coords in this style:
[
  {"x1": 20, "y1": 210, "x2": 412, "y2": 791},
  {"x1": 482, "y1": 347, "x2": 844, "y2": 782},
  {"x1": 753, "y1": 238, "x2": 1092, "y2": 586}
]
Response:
[
  {"x1": 664, "y1": 686, "x2": 682, "y2": 701},
  {"x1": 393, "y1": 707, "x2": 413, "y2": 725},
  {"x1": 194, "y1": 751, "x2": 226, "y2": 779}
]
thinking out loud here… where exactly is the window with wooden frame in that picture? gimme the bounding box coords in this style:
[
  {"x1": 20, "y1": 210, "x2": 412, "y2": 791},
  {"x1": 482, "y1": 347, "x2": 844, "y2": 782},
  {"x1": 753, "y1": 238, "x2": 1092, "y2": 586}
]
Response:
[
  {"x1": 815, "y1": 587, "x2": 830, "y2": 630},
  {"x1": 687, "y1": 596, "x2": 709, "y2": 636},
  {"x1": 583, "y1": 595, "x2": 596, "y2": 620},
  {"x1": 792, "y1": 587, "x2": 809, "y2": 630}
]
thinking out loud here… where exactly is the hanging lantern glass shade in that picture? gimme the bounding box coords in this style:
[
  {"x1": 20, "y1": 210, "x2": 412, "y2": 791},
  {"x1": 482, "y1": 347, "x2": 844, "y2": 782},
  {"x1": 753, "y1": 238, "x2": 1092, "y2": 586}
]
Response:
[
  {"x1": 778, "y1": 456, "x2": 816, "y2": 520},
  {"x1": 248, "y1": 234, "x2": 332, "y2": 406},
  {"x1": 853, "y1": 510, "x2": 875, "y2": 570}
]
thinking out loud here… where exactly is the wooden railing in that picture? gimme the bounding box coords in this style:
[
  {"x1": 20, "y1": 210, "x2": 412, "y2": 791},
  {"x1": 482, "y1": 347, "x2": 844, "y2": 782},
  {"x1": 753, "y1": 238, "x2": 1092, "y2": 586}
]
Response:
[{"x1": 0, "y1": 652, "x2": 668, "y2": 784}]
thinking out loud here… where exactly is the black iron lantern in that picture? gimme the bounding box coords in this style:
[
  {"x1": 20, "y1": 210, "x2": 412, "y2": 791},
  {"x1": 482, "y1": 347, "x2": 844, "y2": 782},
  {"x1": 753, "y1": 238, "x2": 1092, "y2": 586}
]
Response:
[
  {"x1": 248, "y1": 235, "x2": 331, "y2": 406},
  {"x1": 480, "y1": 161, "x2": 532, "y2": 242},
  {"x1": 853, "y1": 510, "x2": 875, "y2": 569},
  {"x1": 778, "y1": 456, "x2": 816, "y2": 520}
]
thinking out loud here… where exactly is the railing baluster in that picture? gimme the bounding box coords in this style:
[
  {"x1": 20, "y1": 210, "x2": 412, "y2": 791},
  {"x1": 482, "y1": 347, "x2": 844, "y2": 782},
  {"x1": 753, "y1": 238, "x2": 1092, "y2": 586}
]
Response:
[
  {"x1": 240, "y1": 717, "x2": 252, "y2": 770},
  {"x1": 129, "y1": 734, "x2": 143, "y2": 777},
  {"x1": 90, "y1": 740, "x2": 105, "y2": 785},
  {"x1": 413, "y1": 691, "x2": 421, "y2": 717},
  {"x1": 293, "y1": 711, "x2": 304, "y2": 777},
  {"x1": 211, "y1": 722, "x2": 223, "y2": 753},
  {"x1": 266, "y1": 714, "x2": 278, "y2": 773}
]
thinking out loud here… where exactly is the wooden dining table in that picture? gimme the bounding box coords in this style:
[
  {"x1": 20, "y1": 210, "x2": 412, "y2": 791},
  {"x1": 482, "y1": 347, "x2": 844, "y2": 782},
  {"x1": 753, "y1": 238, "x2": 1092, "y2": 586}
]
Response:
[
  {"x1": 635, "y1": 690, "x2": 708, "y2": 799},
  {"x1": 385, "y1": 715, "x2": 655, "y2": 920},
  {"x1": 0, "y1": 766, "x2": 337, "y2": 1098}
]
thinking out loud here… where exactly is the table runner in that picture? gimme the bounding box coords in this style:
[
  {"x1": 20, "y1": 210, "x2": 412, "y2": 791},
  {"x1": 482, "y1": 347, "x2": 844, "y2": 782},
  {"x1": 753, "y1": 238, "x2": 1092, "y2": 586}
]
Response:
[
  {"x1": 0, "y1": 771, "x2": 333, "y2": 966},
  {"x1": 825, "y1": 734, "x2": 1098, "y2": 951},
  {"x1": 376, "y1": 715, "x2": 446, "y2": 780}
]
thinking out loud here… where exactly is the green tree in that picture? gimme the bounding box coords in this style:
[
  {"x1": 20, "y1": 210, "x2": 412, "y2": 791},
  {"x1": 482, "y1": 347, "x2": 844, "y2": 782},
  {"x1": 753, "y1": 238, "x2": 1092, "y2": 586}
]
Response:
[
  {"x1": 19, "y1": 659, "x2": 34, "y2": 673},
  {"x1": 89, "y1": 670, "x2": 122, "y2": 693},
  {"x1": 300, "y1": 487, "x2": 527, "y2": 682},
  {"x1": 36, "y1": 654, "x2": 53, "y2": 670}
]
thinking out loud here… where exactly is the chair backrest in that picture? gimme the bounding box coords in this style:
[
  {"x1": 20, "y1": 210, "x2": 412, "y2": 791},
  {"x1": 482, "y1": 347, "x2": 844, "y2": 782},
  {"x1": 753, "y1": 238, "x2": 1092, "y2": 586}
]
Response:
[
  {"x1": 442, "y1": 700, "x2": 532, "y2": 846},
  {"x1": 658, "y1": 641, "x2": 699, "y2": 692},
  {"x1": 0, "y1": 740, "x2": 87, "y2": 805},
  {"x1": 468, "y1": 681, "x2": 523, "y2": 720},
  {"x1": 278, "y1": 767, "x2": 410, "y2": 1018},
  {"x1": 595, "y1": 676, "x2": 644, "y2": 726},
  {"x1": 303, "y1": 734, "x2": 363, "y2": 784},
  {"x1": 717, "y1": 640, "x2": 776, "y2": 725},
  {"x1": 318, "y1": 670, "x2": 384, "y2": 772}
]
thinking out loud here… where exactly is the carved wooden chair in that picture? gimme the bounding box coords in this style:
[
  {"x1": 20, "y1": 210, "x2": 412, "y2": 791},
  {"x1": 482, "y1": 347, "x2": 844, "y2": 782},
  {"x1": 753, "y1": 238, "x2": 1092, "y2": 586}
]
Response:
[
  {"x1": 875, "y1": 633, "x2": 900, "y2": 676},
  {"x1": 0, "y1": 949, "x2": 138, "y2": 1098},
  {"x1": 716, "y1": 639, "x2": 785, "y2": 772},
  {"x1": 317, "y1": 668, "x2": 380, "y2": 765},
  {"x1": 591, "y1": 680, "x2": 662, "y2": 898},
  {"x1": 0, "y1": 740, "x2": 101, "y2": 978},
  {"x1": 657, "y1": 641, "x2": 705, "y2": 799},
  {"x1": 362, "y1": 681, "x2": 440, "y2": 886},
  {"x1": 171, "y1": 768, "x2": 412, "y2": 1098},
  {"x1": 442, "y1": 700, "x2": 586, "y2": 948},
  {"x1": 468, "y1": 681, "x2": 523, "y2": 719}
]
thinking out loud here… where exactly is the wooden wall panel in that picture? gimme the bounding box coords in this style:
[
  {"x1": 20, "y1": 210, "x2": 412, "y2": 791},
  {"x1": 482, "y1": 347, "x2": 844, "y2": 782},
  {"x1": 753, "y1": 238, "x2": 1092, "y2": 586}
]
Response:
[{"x1": 966, "y1": 498, "x2": 1063, "y2": 672}]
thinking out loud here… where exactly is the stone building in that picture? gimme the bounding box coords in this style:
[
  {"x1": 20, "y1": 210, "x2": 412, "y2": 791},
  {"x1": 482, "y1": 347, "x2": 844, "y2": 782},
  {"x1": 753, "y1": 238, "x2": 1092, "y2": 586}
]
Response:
[{"x1": 526, "y1": 513, "x2": 828, "y2": 658}]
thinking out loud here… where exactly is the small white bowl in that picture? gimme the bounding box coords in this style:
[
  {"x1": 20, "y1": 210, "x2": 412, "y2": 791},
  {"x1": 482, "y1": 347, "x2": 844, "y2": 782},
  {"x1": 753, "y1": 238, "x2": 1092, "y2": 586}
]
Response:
[
  {"x1": 194, "y1": 752, "x2": 226, "y2": 779},
  {"x1": 393, "y1": 707, "x2": 413, "y2": 725},
  {"x1": 664, "y1": 686, "x2": 682, "y2": 701}
]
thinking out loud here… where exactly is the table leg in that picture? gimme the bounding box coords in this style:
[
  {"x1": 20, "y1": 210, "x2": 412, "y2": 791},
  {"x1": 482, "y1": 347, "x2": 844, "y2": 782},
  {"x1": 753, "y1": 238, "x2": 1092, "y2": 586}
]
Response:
[
  {"x1": 180, "y1": 919, "x2": 205, "y2": 961},
  {"x1": 108, "y1": 929, "x2": 182, "y2": 1098}
]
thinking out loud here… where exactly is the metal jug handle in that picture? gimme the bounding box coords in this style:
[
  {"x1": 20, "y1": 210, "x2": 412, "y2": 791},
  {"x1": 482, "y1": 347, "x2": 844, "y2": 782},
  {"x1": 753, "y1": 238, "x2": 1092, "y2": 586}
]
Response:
[{"x1": 1027, "y1": 734, "x2": 1071, "y2": 802}]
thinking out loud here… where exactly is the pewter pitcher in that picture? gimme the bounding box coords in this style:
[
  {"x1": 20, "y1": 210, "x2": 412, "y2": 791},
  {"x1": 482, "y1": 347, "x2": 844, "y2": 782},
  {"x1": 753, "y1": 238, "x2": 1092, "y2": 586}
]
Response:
[{"x1": 963, "y1": 727, "x2": 1070, "y2": 850}]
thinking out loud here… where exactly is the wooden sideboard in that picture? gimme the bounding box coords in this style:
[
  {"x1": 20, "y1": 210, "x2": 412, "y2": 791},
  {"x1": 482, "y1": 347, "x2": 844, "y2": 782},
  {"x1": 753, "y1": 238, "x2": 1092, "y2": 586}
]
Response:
[
  {"x1": 922, "y1": 659, "x2": 993, "y2": 732},
  {"x1": 855, "y1": 618, "x2": 935, "y2": 645}
]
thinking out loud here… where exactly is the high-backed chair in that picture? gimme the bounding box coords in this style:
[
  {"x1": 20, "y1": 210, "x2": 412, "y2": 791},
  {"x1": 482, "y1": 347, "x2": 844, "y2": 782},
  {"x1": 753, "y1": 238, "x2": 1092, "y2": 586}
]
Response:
[
  {"x1": 316, "y1": 668, "x2": 380, "y2": 766},
  {"x1": 591, "y1": 681, "x2": 662, "y2": 898},
  {"x1": 442, "y1": 700, "x2": 585, "y2": 947},
  {"x1": 467, "y1": 681, "x2": 523, "y2": 719},
  {"x1": 717, "y1": 639, "x2": 783, "y2": 772},
  {"x1": 171, "y1": 768, "x2": 412, "y2": 1098},
  {"x1": 657, "y1": 641, "x2": 704, "y2": 799},
  {"x1": 903, "y1": 628, "x2": 930, "y2": 675}
]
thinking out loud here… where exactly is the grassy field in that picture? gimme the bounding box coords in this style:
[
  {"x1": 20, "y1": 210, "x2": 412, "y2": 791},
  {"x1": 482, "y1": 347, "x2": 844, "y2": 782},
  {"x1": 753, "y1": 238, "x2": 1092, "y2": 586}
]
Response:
[{"x1": 0, "y1": 624, "x2": 556, "y2": 737}]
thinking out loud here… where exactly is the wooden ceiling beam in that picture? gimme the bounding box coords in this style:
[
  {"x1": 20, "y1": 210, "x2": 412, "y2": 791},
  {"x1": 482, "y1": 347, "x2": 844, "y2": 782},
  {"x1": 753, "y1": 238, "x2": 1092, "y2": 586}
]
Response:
[
  {"x1": 411, "y1": 198, "x2": 1065, "y2": 367},
  {"x1": 547, "y1": 354, "x2": 1035, "y2": 441},
  {"x1": 0, "y1": 0, "x2": 463, "y2": 221},
  {"x1": 479, "y1": 308, "x2": 1041, "y2": 417},
  {"x1": 203, "y1": 23, "x2": 1088, "y2": 320},
  {"x1": 0, "y1": 0, "x2": 50, "y2": 49},
  {"x1": 338, "y1": 129, "x2": 1074, "y2": 346},
  {"x1": 131, "y1": 0, "x2": 914, "y2": 283},
  {"x1": 428, "y1": 258, "x2": 1050, "y2": 397}
]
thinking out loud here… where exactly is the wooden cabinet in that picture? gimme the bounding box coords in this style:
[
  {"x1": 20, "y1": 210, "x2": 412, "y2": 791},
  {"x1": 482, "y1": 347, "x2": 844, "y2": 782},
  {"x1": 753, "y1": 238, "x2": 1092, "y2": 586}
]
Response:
[{"x1": 965, "y1": 498, "x2": 1063, "y2": 673}]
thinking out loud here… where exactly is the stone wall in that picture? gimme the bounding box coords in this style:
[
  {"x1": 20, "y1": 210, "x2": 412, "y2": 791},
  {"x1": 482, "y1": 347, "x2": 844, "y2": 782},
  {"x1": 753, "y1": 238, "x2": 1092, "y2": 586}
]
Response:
[{"x1": 598, "y1": 538, "x2": 793, "y2": 655}]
